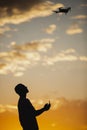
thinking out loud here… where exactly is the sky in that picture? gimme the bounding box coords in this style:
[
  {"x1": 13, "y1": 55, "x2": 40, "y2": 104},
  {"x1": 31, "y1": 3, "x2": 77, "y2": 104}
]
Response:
[{"x1": 0, "y1": 0, "x2": 87, "y2": 130}]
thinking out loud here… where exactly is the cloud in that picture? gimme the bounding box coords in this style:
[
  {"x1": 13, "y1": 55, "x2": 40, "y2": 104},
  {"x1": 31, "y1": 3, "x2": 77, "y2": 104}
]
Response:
[
  {"x1": 0, "y1": 51, "x2": 40, "y2": 75},
  {"x1": 0, "y1": 63, "x2": 6, "y2": 69},
  {"x1": 0, "y1": 98, "x2": 87, "y2": 112},
  {"x1": 71, "y1": 15, "x2": 87, "y2": 20},
  {"x1": 31, "y1": 97, "x2": 69, "y2": 110},
  {"x1": 0, "y1": 0, "x2": 64, "y2": 26},
  {"x1": 12, "y1": 38, "x2": 54, "y2": 52},
  {"x1": 0, "y1": 63, "x2": 9, "y2": 75},
  {"x1": 61, "y1": 48, "x2": 76, "y2": 54},
  {"x1": 44, "y1": 55, "x2": 78, "y2": 65},
  {"x1": 0, "y1": 26, "x2": 18, "y2": 37},
  {"x1": 0, "y1": 47, "x2": 87, "y2": 76},
  {"x1": 79, "y1": 56, "x2": 87, "y2": 61},
  {"x1": 66, "y1": 23, "x2": 83, "y2": 35},
  {"x1": 0, "y1": 98, "x2": 66, "y2": 113},
  {"x1": 0, "y1": 104, "x2": 6, "y2": 113},
  {"x1": 43, "y1": 49, "x2": 78, "y2": 65},
  {"x1": 0, "y1": 38, "x2": 55, "y2": 76},
  {"x1": 44, "y1": 24, "x2": 56, "y2": 34},
  {"x1": 14, "y1": 72, "x2": 24, "y2": 77},
  {"x1": 0, "y1": 104, "x2": 17, "y2": 113},
  {"x1": 43, "y1": 48, "x2": 87, "y2": 65},
  {"x1": 6, "y1": 104, "x2": 17, "y2": 108},
  {"x1": 0, "y1": 26, "x2": 11, "y2": 35}
]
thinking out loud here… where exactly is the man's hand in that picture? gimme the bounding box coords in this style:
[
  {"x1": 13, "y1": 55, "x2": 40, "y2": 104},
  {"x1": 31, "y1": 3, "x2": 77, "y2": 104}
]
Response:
[
  {"x1": 44, "y1": 101, "x2": 51, "y2": 111},
  {"x1": 35, "y1": 101, "x2": 51, "y2": 116}
]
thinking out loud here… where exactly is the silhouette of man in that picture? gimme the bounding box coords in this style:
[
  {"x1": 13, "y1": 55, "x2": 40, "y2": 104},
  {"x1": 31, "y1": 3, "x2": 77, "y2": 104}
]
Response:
[{"x1": 15, "y1": 83, "x2": 51, "y2": 130}]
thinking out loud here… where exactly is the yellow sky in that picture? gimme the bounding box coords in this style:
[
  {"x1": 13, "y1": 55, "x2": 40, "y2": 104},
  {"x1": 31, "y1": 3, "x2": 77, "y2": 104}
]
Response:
[{"x1": 0, "y1": 98, "x2": 87, "y2": 130}]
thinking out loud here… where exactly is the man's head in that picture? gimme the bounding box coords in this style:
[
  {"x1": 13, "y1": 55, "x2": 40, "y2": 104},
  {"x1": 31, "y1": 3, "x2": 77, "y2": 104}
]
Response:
[{"x1": 15, "y1": 83, "x2": 29, "y2": 96}]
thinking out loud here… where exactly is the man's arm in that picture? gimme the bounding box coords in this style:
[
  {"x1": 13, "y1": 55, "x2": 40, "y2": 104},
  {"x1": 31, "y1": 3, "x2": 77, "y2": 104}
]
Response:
[{"x1": 35, "y1": 102, "x2": 51, "y2": 116}]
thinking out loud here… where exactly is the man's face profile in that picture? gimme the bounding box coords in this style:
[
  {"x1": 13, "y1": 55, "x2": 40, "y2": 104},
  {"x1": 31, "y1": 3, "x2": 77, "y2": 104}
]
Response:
[{"x1": 15, "y1": 84, "x2": 29, "y2": 96}]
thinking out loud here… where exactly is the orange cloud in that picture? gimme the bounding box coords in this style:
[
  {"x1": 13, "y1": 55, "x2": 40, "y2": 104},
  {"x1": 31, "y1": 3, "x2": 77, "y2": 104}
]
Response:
[
  {"x1": 12, "y1": 38, "x2": 54, "y2": 52},
  {"x1": 43, "y1": 48, "x2": 87, "y2": 65},
  {"x1": 0, "y1": 51, "x2": 40, "y2": 76},
  {"x1": 61, "y1": 48, "x2": 76, "y2": 54},
  {"x1": 66, "y1": 23, "x2": 83, "y2": 35},
  {"x1": 0, "y1": 1, "x2": 64, "y2": 26},
  {"x1": 43, "y1": 49, "x2": 78, "y2": 65},
  {"x1": 0, "y1": 104, "x2": 17, "y2": 113},
  {"x1": 71, "y1": 15, "x2": 87, "y2": 20},
  {"x1": 44, "y1": 24, "x2": 56, "y2": 34},
  {"x1": 0, "y1": 38, "x2": 54, "y2": 76},
  {"x1": 0, "y1": 47, "x2": 87, "y2": 76},
  {"x1": 79, "y1": 56, "x2": 87, "y2": 62}
]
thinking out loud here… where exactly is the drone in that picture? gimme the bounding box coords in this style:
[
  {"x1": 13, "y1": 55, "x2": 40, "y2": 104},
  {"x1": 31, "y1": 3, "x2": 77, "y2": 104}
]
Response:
[{"x1": 53, "y1": 7, "x2": 71, "y2": 15}]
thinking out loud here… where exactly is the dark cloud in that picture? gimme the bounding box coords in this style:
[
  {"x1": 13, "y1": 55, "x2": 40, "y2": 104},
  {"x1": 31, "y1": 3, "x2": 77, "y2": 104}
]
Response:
[
  {"x1": 0, "y1": 0, "x2": 44, "y2": 21},
  {"x1": 0, "y1": 0, "x2": 45, "y2": 25},
  {"x1": 0, "y1": 0, "x2": 43, "y2": 10},
  {"x1": 0, "y1": 0, "x2": 63, "y2": 26}
]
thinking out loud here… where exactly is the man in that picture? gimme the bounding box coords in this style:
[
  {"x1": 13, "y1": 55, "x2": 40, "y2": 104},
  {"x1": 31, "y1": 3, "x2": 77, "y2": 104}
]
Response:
[{"x1": 15, "y1": 83, "x2": 51, "y2": 130}]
